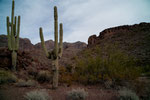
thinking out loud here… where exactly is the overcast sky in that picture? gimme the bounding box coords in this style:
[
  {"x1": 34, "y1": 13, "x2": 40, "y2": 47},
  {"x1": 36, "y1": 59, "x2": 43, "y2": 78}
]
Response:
[{"x1": 0, "y1": 0, "x2": 150, "y2": 44}]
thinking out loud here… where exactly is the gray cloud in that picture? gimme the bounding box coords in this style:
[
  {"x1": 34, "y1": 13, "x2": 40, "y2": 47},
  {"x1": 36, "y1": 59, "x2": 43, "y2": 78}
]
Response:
[{"x1": 57, "y1": 0, "x2": 150, "y2": 43}]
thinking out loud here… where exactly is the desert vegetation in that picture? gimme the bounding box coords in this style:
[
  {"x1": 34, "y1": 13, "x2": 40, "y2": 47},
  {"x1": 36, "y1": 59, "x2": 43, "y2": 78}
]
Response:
[
  {"x1": 73, "y1": 45, "x2": 141, "y2": 85},
  {"x1": 0, "y1": 70, "x2": 17, "y2": 84},
  {"x1": 118, "y1": 88, "x2": 139, "y2": 100},
  {"x1": 39, "y1": 6, "x2": 63, "y2": 89},
  {"x1": 0, "y1": 0, "x2": 150, "y2": 100},
  {"x1": 24, "y1": 90, "x2": 52, "y2": 100},
  {"x1": 66, "y1": 88, "x2": 88, "y2": 100},
  {"x1": 6, "y1": 0, "x2": 20, "y2": 71}
]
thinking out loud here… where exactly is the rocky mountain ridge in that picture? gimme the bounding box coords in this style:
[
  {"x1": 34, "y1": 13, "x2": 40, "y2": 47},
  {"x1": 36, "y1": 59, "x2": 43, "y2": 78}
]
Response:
[
  {"x1": 0, "y1": 22, "x2": 150, "y2": 69},
  {"x1": 0, "y1": 35, "x2": 87, "y2": 69},
  {"x1": 0, "y1": 35, "x2": 35, "y2": 51},
  {"x1": 0, "y1": 34, "x2": 87, "y2": 51},
  {"x1": 88, "y1": 22, "x2": 150, "y2": 65},
  {"x1": 88, "y1": 22, "x2": 150, "y2": 47}
]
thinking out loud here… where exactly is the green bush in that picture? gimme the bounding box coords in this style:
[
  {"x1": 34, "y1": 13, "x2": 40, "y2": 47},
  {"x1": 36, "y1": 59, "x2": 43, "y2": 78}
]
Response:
[
  {"x1": 141, "y1": 65, "x2": 150, "y2": 77},
  {"x1": 73, "y1": 46, "x2": 141, "y2": 84},
  {"x1": 24, "y1": 90, "x2": 52, "y2": 100},
  {"x1": 66, "y1": 88, "x2": 88, "y2": 100},
  {"x1": 59, "y1": 66, "x2": 73, "y2": 86},
  {"x1": 118, "y1": 88, "x2": 139, "y2": 100},
  {"x1": 0, "y1": 70, "x2": 17, "y2": 84},
  {"x1": 36, "y1": 71, "x2": 52, "y2": 83}
]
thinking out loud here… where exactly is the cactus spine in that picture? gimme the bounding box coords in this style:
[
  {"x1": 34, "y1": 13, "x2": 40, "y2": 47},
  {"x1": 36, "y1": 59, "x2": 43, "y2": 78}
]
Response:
[
  {"x1": 39, "y1": 6, "x2": 63, "y2": 89},
  {"x1": 7, "y1": 0, "x2": 21, "y2": 71}
]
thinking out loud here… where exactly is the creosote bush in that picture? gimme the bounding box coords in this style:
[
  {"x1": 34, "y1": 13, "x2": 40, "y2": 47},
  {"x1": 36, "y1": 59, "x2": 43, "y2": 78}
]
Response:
[
  {"x1": 66, "y1": 88, "x2": 88, "y2": 100},
  {"x1": 73, "y1": 45, "x2": 141, "y2": 85},
  {"x1": 118, "y1": 88, "x2": 139, "y2": 100},
  {"x1": 59, "y1": 66, "x2": 73, "y2": 86},
  {"x1": 36, "y1": 70, "x2": 52, "y2": 83},
  {"x1": 0, "y1": 70, "x2": 17, "y2": 84},
  {"x1": 24, "y1": 90, "x2": 52, "y2": 100}
]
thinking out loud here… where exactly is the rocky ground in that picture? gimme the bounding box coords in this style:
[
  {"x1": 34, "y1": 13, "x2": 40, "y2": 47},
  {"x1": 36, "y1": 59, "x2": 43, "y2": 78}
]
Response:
[{"x1": 0, "y1": 84, "x2": 118, "y2": 100}]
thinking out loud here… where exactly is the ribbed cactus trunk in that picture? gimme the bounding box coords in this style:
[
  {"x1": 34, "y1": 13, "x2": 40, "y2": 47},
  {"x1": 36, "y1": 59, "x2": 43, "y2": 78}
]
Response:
[
  {"x1": 52, "y1": 59, "x2": 59, "y2": 88},
  {"x1": 53, "y1": 6, "x2": 59, "y2": 88},
  {"x1": 6, "y1": 0, "x2": 21, "y2": 71},
  {"x1": 39, "y1": 6, "x2": 63, "y2": 89}
]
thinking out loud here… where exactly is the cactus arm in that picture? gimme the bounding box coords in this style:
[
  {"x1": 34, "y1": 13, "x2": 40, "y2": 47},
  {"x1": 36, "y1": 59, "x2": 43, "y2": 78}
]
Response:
[
  {"x1": 14, "y1": 16, "x2": 17, "y2": 36},
  {"x1": 58, "y1": 23, "x2": 63, "y2": 57},
  {"x1": 7, "y1": 16, "x2": 12, "y2": 50},
  {"x1": 11, "y1": 0, "x2": 14, "y2": 30},
  {"x1": 11, "y1": 0, "x2": 15, "y2": 50},
  {"x1": 54, "y1": 6, "x2": 58, "y2": 57},
  {"x1": 39, "y1": 27, "x2": 49, "y2": 57},
  {"x1": 16, "y1": 16, "x2": 20, "y2": 50}
]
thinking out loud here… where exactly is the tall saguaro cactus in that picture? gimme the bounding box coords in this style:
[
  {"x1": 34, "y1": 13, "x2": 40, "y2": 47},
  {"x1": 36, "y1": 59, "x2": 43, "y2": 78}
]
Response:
[
  {"x1": 6, "y1": 0, "x2": 21, "y2": 71},
  {"x1": 39, "y1": 6, "x2": 63, "y2": 89}
]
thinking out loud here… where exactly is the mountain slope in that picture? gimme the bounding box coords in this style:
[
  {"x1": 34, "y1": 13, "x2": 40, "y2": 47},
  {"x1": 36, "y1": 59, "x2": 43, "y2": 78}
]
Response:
[
  {"x1": 0, "y1": 35, "x2": 87, "y2": 68},
  {"x1": 0, "y1": 35, "x2": 34, "y2": 51},
  {"x1": 88, "y1": 22, "x2": 150, "y2": 65}
]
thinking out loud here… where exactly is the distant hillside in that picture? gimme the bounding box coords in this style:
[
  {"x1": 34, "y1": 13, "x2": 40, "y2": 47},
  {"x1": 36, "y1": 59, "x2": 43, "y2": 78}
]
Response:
[
  {"x1": 88, "y1": 22, "x2": 150, "y2": 65},
  {"x1": 0, "y1": 35, "x2": 87, "y2": 69},
  {"x1": 1, "y1": 22, "x2": 149, "y2": 69},
  {"x1": 0, "y1": 35, "x2": 34, "y2": 51},
  {"x1": 34, "y1": 40, "x2": 87, "y2": 67}
]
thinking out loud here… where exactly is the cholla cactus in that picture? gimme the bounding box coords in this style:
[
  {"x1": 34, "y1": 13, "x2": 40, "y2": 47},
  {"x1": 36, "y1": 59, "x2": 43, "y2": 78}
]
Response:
[
  {"x1": 6, "y1": 0, "x2": 21, "y2": 71},
  {"x1": 39, "y1": 6, "x2": 63, "y2": 89}
]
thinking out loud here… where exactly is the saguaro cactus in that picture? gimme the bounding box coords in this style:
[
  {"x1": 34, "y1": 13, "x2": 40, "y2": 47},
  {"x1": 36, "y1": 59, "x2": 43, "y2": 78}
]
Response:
[
  {"x1": 39, "y1": 6, "x2": 63, "y2": 89},
  {"x1": 6, "y1": 0, "x2": 21, "y2": 71}
]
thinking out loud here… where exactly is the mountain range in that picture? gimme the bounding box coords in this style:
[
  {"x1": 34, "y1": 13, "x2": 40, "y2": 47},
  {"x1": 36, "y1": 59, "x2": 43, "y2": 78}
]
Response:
[{"x1": 0, "y1": 22, "x2": 150, "y2": 73}]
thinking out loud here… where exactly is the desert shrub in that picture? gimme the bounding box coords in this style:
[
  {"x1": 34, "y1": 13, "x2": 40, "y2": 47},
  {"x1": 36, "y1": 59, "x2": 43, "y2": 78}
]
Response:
[
  {"x1": 138, "y1": 84, "x2": 150, "y2": 100},
  {"x1": 0, "y1": 70, "x2": 17, "y2": 84},
  {"x1": 104, "y1": 80, "x2": 113, "y2": 89},
  {"x1": 59, "y1": 66, "x2": 73, "y2": 86},
  {"x1": 66, "y1": 88, "x2": 88, "y2": 100},
  {"x1": 36, "y1": 71, "x2": 52, "y2": 83},
  {"x1": 141, "y1": 65, "x2": 150, "y2": 77},
  {"x1": 24, "y1": 90, "x2": 52, "y2": 100},
  {"x1": 73, "y1": 45, "x2": 141, "y2": 85},
  {"x1": 16, "y1": 79, "x2": 36, "y2": 87},
  {"x1": 28, "y1": 68, "x2": 38, "y2": 77},
  {"x1": 122, "y1": 79, "x2": 150, "y2": 100},
  {"x1": 118, "y1": 88, "x2": 139, "y2": 100},
  {"x1": 144, "y1": 88, "x2": 150, "y2": 100}
]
